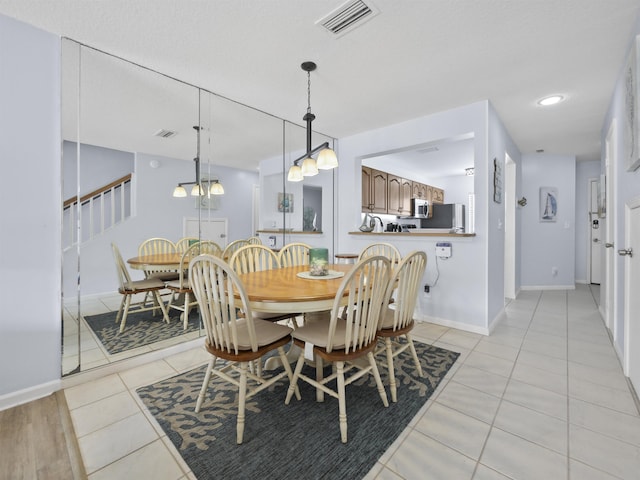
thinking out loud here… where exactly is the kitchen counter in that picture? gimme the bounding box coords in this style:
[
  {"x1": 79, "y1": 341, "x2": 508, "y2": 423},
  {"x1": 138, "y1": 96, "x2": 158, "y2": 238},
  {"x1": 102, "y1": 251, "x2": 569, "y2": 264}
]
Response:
[
  {"x1": 257, "y1": 229, "x2": 323, "y2": 235},
  {"x1": 349, "y1": 231, "x2": 475, "y2": 237}
]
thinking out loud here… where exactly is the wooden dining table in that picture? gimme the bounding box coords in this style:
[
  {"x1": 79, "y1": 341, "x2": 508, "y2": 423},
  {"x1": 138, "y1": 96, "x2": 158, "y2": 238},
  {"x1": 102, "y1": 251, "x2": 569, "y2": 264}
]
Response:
[
  {"x1": 237, "y1": 263, "x2": 354, "y2": 316},
  {"x1": 127, "y1": 253, "x2": 182, "y2": 272},
  {"x1": 238, "y1": 263, "x2": 355, "y2": 380}
]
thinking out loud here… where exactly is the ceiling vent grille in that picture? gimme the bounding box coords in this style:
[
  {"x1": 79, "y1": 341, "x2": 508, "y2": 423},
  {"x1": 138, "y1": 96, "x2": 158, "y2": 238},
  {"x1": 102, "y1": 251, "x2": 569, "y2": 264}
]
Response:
[
  {"x1": 153, "y1": 129, "x2": 177, "y2": 139},
  {"x1": 317, "y1": 0, "x2": 379, "y2": 37}
]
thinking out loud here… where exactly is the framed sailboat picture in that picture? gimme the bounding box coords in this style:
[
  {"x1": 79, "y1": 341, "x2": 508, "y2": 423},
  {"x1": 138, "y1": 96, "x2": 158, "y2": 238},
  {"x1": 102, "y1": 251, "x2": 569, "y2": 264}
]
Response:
[{"x1": 539, "y1": 187, "x2": 558, "y2": 222}]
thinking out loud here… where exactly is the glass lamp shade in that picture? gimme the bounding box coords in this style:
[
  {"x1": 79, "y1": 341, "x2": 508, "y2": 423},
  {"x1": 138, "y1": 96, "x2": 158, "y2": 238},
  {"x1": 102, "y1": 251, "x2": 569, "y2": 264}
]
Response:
[
  {"x1": 209, "y1": 181, "x2": 225, "y2": 195},
  {"x1": 172, "y1": 185, "x2": 187, "y2": 197},
  {"x1": 301, "y1": 157, "x2": 319, "y2": 176},
  {"x1": 287, "y1": 164, "x2": 303, "y2": 182},
  {"x1": 316, "y1": 147, "x2": 338, "y2": 170},
  {"x1": 191, "y1": 183, "x2": 205, "y2": 196}
]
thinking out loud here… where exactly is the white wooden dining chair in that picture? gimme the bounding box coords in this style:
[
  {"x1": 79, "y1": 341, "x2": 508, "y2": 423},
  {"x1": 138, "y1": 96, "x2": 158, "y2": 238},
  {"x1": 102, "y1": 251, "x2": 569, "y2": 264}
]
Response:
[
  {"x1": 358, "y1": 242, "x2": 402, "y2": 265},
  {"x1": 189, "y1": 253, "x2": 299, "y2": 444},
  {"x1": 285, "y1": 255, "x2": 391, "y2": 443},
  {"x1": 111, "y1": 243, "x2": 170, "y2": 333},
  {"x1": 175, "y1": 237, "x2": 199, "y2": 253},
  {"x1": 221, "y1": 239, "x2": 249, "y2": 262},
  {"x1": 229, "y1": 245, "x2": 300, "y2": 326},
  {"x1": 376, "y1": 250, "x2": 427, "y2": 402},
  {"x1": 165, "y1": 241, "x2": 223, "y2": 329},
  {"x1": 246, "y1": 236, "x2": 262, "y2": 245},
  {"x1": 277, "y1": 242, "x2": 311, "y2": 267},
  {"x1": 138, "y1": 237, "x2": 180, "y2": 281}
]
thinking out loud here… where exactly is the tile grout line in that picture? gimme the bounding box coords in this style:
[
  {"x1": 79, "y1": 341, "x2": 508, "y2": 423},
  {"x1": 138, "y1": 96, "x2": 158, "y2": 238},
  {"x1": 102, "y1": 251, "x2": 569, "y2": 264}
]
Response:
[{"x1": 467, "y1": 290, "x2": 542, "y2": 479}]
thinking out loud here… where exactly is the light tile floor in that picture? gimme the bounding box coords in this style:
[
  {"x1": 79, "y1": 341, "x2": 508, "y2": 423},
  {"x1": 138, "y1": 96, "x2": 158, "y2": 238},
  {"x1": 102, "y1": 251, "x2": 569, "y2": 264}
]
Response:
[{"x1": 64, "y1": 285, "x2": 640, "y2": 479}]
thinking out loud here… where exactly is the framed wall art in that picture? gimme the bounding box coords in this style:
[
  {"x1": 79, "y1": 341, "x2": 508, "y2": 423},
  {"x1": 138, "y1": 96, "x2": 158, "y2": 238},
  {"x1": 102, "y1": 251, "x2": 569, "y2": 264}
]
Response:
[
  {"x1": 493, "y1": 157, "x2": 502, "y2": 203},
  {"x1": 624, "y1": 34, "x2": 640, "y2": 172},
  {"x1": 539, "y1": 186, "x2": 558, "y2": 222},
  {"x1": 277, "y1": 192, "x2": 293, "y2": 213}
]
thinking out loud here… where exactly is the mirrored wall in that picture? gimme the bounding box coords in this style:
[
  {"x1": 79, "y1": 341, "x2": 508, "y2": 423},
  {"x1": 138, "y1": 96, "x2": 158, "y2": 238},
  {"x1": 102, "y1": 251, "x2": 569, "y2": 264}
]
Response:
[{"x1": 61, "y1": 39, "x2": 336, "y2": 375}]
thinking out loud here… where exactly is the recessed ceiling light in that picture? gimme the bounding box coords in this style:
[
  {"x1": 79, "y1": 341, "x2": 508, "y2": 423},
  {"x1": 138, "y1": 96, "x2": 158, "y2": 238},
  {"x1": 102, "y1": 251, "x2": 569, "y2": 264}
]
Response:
[{"x1": 537, "y1": 95, "x2": 565, "y2": 106}]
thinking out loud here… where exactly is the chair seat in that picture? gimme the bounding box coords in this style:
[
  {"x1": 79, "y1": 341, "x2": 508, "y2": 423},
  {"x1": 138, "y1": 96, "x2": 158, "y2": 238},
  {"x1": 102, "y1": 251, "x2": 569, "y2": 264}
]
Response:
[
  {"x1": 291, "y1": 316, "x2": 348, "y2": 350},
  {"x1": 378, "y1": 306, "x2": 414, "y2": 331},
  {"x1": 120, "y1": 277, "x2": 167, "y2": 292},
  {"x1": 147, "y1": 271, "x2": 180, "y2": 281},
  {"x1": 224, "y1": 318, "x2": 294, "y2": 350},
  {"x1": 165, "y1": 278, "x2": 191, "y2": 291}
]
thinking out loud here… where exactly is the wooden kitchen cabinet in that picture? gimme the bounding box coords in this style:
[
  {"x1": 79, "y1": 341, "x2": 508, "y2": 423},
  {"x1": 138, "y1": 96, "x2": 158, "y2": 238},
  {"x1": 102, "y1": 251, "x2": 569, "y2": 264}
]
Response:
[
  {"x1": 431, "y1": 186, "x2": 445, "y2": 204},
  {"x1": 362, "y1": 166, "x2": 442, "y2": 214},
  {"x1": 387, "y1": 174, "x2": 402, "y2": 214},
  {"x1": 362, "y1": 166, "x2": 388, "y2": 213},
  {"x1": 388, "y1": 175, "x2": 413, "y2": 215},
  {"x1": 412, "y1": 181, "x2": 428, "y2": 200},
  {"x1": 400, "y1": 178, "x2": 412, "y2": 215}
]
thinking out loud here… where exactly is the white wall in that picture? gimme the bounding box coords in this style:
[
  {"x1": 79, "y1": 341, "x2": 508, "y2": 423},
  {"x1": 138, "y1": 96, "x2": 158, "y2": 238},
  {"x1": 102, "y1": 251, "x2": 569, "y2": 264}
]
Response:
[
  {"x1": 521, "y1": 154, "x2": 576, "y2": 288},
  {"x1": 0, "y1": 15, "x2": 61, "y2": 400},
  {"x1": 335, "y1": 102, "x2": 493, "y2": 332},
  {"x1": 600, "y1": 13, "x2": 640, "y2": 356},
  {"x1": 575, "y1": 160, "x2": 601, "y2": 284},
  {"x1": 487, "y1": 104, "x2": 522, "y2": 321}
]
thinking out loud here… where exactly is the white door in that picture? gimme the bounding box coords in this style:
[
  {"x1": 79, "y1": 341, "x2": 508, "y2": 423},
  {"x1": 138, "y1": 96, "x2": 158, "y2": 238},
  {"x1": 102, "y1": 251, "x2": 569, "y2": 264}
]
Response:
[
  {"x1": 183, "y1": 217, "x2": 228, "y2": 247},
  {"x1": 589, "y1": 179, "x2": 602, "y2": 284},
  {"x1": 624, "y1": 197, "x2": 640, "y2": 391}
]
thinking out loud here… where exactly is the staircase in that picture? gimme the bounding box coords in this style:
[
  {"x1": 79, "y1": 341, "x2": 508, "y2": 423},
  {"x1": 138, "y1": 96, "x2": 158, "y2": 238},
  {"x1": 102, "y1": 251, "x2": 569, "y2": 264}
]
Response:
[{"x1": 63, "y1": 174, "x2": 132, "y2": 250}]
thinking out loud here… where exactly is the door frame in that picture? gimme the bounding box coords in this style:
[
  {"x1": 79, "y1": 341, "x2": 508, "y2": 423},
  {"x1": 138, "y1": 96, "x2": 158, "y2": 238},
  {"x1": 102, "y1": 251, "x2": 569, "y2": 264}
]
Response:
[
  {"x1": 504, "y1": 154, "x2": 516, "y2": 299},
  {"x1": 587, "y1": 177, "x2": 601, "y2": 284},
  {"x1": 623, "y1": 195, "x2": 640, "y2": 378},
  {"x1": 604, "y1": 120, "x2": 616, "y2": 331}
]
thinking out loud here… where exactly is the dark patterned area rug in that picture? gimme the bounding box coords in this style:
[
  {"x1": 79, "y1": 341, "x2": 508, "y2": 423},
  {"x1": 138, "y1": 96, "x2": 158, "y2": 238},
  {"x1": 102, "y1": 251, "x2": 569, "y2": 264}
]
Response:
[
  {"x1": 84, "y1": 308, "x2": 201, "y2": 355},
  {"x1": 137, "y1": 341, "x2": 459, "y2": 480}
]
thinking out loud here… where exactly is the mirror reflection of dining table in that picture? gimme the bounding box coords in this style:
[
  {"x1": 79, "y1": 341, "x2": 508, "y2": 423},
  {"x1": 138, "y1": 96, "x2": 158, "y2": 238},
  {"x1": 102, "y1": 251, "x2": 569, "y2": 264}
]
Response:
[{"x1": 127, "y1": 253, "x2": 182, "y2": 271}]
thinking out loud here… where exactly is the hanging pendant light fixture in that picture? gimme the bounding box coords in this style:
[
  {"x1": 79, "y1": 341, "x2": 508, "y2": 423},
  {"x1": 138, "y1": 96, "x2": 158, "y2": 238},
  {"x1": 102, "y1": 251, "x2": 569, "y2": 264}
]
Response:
[
  {"x1": 287, "y1": 61, "x2": 338, "y2": 182},
  {"x1": 172, "y1": 126, "x2": 225, "y2": 197}
]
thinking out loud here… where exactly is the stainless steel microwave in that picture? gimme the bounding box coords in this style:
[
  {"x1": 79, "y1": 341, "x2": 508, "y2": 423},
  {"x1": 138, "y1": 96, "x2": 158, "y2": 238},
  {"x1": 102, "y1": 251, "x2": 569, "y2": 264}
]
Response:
[{"x1": 411, "y1": 198, "x2": 431, "y2": 218}]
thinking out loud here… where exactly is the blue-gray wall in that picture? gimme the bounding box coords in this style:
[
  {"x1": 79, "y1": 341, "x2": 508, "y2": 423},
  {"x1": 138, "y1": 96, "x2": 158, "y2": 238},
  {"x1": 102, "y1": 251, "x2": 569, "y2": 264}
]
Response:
[{"x1": 0, "y1": 14, "x2": 61, "y2": 400}]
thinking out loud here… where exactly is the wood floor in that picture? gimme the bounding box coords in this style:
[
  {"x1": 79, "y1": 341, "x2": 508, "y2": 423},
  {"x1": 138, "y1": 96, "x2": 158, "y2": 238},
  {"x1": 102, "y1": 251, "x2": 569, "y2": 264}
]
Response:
[{"x1": 0, "y1": 391, "x2": 86, "y2": 480}]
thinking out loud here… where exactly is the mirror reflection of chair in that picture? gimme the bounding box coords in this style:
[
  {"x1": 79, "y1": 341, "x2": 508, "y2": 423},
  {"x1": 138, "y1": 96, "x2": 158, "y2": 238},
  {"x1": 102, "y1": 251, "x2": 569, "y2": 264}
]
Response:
[
  {"x1": 175, "y1": 237, "x2": 199, "y2": 254},
  {"x1": 165, "y1": 241, "x2": 223, "y2": 329},
  {"x1": 189, "y1": 253, "x2": 299, "y2": 444},
  {"x1": 277, "y1": 242, "x2": 311, "y2": 267},
  {"x1": 222, "y1": 239, "x2": 249, "y2": 262},
  {"x1": 111, "y1": 243, "x2": 170, "y2": 333},
  {"x1": 376, "y1": 250, "x2": 427, "y2": 402},
  {"x1": 285, "y1": 255, "x2": 392, "y2": 443},
  {"x1": 138, "y1": 237, "x2": 180, "y2": 281}
]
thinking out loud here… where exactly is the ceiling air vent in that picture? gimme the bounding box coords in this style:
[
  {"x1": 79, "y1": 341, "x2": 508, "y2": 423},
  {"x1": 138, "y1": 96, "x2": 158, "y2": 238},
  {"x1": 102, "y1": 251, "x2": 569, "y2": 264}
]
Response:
[
  {"x1": 317, "y1": 0, "x2": 379, "y2": 37},
  {"x1": 153, "y1": 129, "x2": 177, "y2": 139}
]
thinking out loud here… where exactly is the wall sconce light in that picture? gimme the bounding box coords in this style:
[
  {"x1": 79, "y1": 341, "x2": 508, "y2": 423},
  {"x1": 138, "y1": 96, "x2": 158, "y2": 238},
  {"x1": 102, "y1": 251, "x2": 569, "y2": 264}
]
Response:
[
  {"x1": 287, "y1": 61, "x2": 338, "y2": 182},
  {"x1": 518, "y1": 197, "x2": 527, "y2": 207}
]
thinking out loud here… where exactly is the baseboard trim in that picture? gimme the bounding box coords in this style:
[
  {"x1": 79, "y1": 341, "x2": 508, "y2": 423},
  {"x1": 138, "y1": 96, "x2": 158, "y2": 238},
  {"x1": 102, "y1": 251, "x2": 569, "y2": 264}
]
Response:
[
  {"x1": 520, "y1": 284, "x2": 576, "y2": 291},
  {"x1": 0, "y1": 379, "x2": 61, "y2": 413},
  {"x1": 416, "y1": 314, "x2": 489, "y2": 336}
]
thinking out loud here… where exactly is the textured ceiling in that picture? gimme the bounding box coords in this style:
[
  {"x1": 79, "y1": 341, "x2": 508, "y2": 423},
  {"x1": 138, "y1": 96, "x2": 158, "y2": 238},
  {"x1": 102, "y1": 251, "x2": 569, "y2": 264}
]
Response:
[{"x1": 1, "y1": 0, "x2": 639, "y2": 170}]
